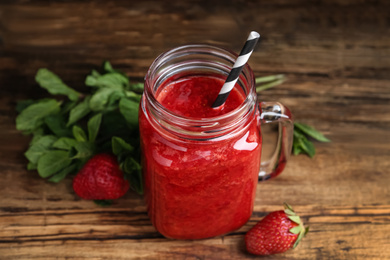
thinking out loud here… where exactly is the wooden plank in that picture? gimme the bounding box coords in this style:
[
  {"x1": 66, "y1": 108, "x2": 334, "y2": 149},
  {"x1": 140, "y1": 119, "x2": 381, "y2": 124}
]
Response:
[
  {"x1": 0, "y1": 0, "x2": 389, "y2": 259},
  {"x1": 0, "y1": 1, "x2": 389, "y2": 79}
]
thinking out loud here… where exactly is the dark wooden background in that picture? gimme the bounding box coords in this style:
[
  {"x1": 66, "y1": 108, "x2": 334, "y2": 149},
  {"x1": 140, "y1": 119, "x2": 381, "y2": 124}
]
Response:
[{"x1": 1, "y1": 1, "x2": 390, "y2": 259}]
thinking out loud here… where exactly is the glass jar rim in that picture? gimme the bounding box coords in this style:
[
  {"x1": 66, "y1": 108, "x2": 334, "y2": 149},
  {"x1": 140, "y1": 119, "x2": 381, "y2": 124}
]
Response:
[
  {"x1": 143, "y1": 44, "x2": 257, "y2": 139},
  {"x1": 144, "y1": 44, "x2": 255, "y2": 121}
]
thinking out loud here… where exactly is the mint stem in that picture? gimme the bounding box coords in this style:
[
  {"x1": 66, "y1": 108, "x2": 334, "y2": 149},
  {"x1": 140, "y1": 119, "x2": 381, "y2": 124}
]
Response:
[
  {"x1": 255, "y1": 74, "x2": 286, "y2": 93},
  {"x1": 256, "y1": 78, "x2": 286, "y2": 92},
  {"x1": 255, "y1": 74, "x2": 285, "y2": 84}
]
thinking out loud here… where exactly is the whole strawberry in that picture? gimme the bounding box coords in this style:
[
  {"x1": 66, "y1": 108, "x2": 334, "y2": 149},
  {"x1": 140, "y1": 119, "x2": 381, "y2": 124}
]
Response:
[
  {"x1": 245, "y1": 203, "x2": 309, "y2": 255},
  {"x1": 73, "y1": 153, "x2": 130, "y2": 200}
]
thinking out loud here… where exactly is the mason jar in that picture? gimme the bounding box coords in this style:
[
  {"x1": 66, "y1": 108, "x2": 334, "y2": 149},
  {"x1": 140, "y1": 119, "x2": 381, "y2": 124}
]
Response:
[{"x1": 139, "y1": 44, "x2": 293, "y2": 239}]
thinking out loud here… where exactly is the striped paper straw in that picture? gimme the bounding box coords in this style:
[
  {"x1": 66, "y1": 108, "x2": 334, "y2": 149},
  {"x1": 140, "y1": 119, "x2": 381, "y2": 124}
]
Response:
[{"x1": 212, "y1": 31, "x2": 260, "y2": 108}]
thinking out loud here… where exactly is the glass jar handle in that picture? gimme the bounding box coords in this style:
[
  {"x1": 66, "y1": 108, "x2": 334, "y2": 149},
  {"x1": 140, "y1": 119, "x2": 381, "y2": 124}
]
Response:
[{"x1": 258, "y1": 101, "x2": 294, "y2": 181}]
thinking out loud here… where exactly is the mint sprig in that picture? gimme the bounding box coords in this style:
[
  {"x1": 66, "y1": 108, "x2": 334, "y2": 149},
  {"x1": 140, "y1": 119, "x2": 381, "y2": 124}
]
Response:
[
  {"x1": 294, "y1": 122, "x2": 331, "y2": 143},
  {"x1": 111, "y1": 136, "x2": 143, "y2": 194},
  {"x1": 292, "y1": 122, "x2": 330, "y2": 157},
  {"x1": 16, "y1": 61, "x2": 143, "y2": 192},
  {"x1": 35, "y1": 69, "x2": 82, "y2": 101},
  {"x1": 255, "y1": 75, "x2": 331, "y2": 157}
]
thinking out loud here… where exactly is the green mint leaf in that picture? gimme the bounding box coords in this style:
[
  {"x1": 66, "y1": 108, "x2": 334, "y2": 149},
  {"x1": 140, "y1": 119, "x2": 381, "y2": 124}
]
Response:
[
  {"x1": 293, "y1": 142, "x2": 303, "y2": 155},
  {"x1": 105, "y1": 91, "x2": 125, "y2": 111},
  {"x1": 128, "y1": 82, "x2": 144, "y2": 93},
  {"x1": 124, "y1": 91, "x2": 142, "y2": 102},
  {"x1": 103, "y1": 61, "x2": 114, "y2": 72},
  {"x1": 52, "y1": 137, "x2": 78, "y2": 150},
  {"x1": 70, "y1": 142, "x2": 95, "y2": 160},
  {"x1": 294, "y1": 122, "x2": 330, "y2": 142},
  {"x1": 61, "y1": 100, "x2": 78, "y2": 115},
  {"x1": 89, "y1": 87, "x2": 117, "y2": 111},
  {"x1": 48, "y1": 163, "x2": 77, "y2": 183},
  {"x1": 35, "y1": 68, "x2": 81, "y2": 101},
  {"x1": 87, "y1": 113, "x2": 102, "y2": 142},
  {"x1": 72, "y1": 125, "x2": 87, "y2": 142},
  {"x1": 67, "y1": 96, "x2": 91, "y2": 126},
  {"x1": 16, "y1": 99, "x2": 61, "y2": 132},
  {"x1": 111, "y1": 136, "x2": 134, "y2": 156},
  {"x1": 85, "y1": 75, "x2": 98, "y2": 87},
  {"x1": 27, "y1": 162, "x2": 37, "y2": 170},
  {"x1": 24, "y1": 135, "x2": 58, "y2": 164},
  {"x1": 91, "y1": 69, "x2": 101, "y2": 78},
  {"x1": 84, "y1": 69, "x2": 102, "y2": 87},
  {"x1": 86, "y1": 73, "x2": 129, "y2": 90},
  {"x1": 102, "y1": 61, "x2": 129, "y2": 79},
  {"x1": 294, "y1": 130, "x2": 316, "y2": 158},
  {"x1": 98, "y1": 112, "x2": 129, "y2": 142},
  {"x1": 37, "y1": 150, "x2": 73, "y2": 178},
  {"x1": 16, "y1": 99, "x2": 35, "y2": 113},
  {"x1": 121, "y1": 156, "x2": 143, "y2": 194},
  {"x1": 44, "y1": 114, "x2": 72, "y2": 137},
  {"x1": 119, "y1": 97, "x2": 139, "y2": 127},
  {"x1": 94, "y1": 200, "x2": 113, "y2": 206},
  {"x1": 29, "y1": 128, "x2": 45, "y2": 146},
  {"x1": 302, "y1": 138, "x2": 316, "y2": 158}
]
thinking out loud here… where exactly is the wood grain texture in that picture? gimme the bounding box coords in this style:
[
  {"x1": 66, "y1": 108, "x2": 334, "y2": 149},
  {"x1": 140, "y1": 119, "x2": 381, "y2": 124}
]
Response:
[{"x1": 0, "y1": 0, "x2": 390, "y2": 259}]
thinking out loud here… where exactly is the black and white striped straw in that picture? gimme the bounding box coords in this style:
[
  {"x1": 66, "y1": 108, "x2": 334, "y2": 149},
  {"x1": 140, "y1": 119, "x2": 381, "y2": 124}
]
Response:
[{"x1": 212, "y1": 31, "x2": 260, "y2": 108}]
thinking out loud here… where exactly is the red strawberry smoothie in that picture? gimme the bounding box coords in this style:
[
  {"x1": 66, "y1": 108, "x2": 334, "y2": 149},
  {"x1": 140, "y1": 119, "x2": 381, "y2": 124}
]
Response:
[{"x1": 139, "y1": 75, "x2": 261, "y2": 239}]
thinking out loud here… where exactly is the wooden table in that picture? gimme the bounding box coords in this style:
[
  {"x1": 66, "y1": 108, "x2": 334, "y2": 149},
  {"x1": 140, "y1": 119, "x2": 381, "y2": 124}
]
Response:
[{"x1": 1, "y1": 1, "x2": 389, "y2": 259}]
